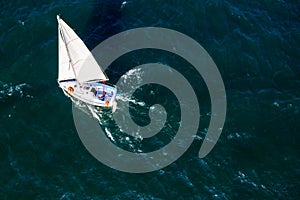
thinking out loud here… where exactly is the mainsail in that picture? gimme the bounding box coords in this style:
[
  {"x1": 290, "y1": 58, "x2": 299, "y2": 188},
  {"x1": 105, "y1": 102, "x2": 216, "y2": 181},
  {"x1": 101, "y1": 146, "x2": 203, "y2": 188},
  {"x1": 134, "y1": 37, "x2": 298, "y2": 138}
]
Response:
[{"x1": 57, "y1": 15, "x2": 108, "y2": 83}]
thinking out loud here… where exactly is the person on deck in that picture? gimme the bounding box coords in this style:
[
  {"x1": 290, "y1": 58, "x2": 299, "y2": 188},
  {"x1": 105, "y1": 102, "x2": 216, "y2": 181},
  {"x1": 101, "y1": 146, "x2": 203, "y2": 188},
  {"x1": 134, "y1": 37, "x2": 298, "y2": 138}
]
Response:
[{"x1": 98, "y1": 91, "x2": 106, "y2": 101}]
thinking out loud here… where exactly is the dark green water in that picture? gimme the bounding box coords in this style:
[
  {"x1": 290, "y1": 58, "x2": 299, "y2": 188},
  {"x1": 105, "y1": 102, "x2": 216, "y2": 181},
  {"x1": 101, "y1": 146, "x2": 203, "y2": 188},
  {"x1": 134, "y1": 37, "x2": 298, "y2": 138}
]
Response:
[{"x1": 0, "y1": 0, "x2": 299, "y2": 199}]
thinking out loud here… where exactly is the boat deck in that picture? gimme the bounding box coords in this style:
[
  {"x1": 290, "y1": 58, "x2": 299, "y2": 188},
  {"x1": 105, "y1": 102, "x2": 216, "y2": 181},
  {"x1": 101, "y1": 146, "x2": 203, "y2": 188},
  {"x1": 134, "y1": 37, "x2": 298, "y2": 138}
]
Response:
[{"x1": 59, "y1": 80, "x2": 117, "y2": 107}]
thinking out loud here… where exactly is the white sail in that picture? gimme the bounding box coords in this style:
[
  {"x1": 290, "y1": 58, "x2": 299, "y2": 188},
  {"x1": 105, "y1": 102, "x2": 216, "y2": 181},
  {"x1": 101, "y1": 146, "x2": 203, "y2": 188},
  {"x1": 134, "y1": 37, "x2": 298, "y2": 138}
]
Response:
[
  {"x1": 57, "y1": 15, "x2": 108, "y2": 83},
  {"x1": 58, "y1": 19, "x2": 75, "y2": 81}
]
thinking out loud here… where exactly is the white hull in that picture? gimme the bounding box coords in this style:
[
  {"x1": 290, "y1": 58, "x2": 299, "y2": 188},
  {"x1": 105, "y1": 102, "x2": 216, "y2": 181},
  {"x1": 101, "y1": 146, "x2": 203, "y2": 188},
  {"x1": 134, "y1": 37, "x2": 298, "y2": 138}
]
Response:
[{"x1": 59, "y1": 80, "x2": 117, "y2": 107}]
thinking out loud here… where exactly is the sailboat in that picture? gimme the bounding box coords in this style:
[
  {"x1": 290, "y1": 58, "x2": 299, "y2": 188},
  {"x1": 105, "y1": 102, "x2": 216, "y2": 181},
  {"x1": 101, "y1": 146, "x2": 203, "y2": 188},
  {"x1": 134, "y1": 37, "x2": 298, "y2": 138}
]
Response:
[{"x1": 57, "y1": 15, "x2": 117, "y2": 107}]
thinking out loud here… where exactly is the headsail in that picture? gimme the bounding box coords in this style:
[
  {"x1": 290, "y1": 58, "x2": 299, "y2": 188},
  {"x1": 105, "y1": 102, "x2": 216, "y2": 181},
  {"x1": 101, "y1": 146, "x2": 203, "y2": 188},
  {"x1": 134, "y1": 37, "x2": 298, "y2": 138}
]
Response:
[
  {"x1": 57, "y1": 15, "x2": 108, "y2": 83},
  {"x1": 58, "y1": 17, "x2": 75, "y2": 82}
]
